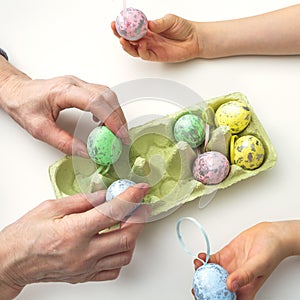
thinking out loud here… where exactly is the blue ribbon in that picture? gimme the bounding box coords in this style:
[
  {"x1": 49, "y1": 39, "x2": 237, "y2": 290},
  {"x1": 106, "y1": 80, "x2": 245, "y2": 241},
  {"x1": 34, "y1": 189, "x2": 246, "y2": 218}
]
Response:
[{"x1": 176, "y1": 217, "x2": 210, "y2": 265}]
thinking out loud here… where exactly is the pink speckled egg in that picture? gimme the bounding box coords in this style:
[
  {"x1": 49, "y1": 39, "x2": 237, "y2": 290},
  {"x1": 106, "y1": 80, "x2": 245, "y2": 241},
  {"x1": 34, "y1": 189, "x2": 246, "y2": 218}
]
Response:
[
  {"x1": 193, "y1": 151, "x2": 230, "y2": 185},
  {"x1": 116, "y1": 7, "x2": 148, "y2": 41}
]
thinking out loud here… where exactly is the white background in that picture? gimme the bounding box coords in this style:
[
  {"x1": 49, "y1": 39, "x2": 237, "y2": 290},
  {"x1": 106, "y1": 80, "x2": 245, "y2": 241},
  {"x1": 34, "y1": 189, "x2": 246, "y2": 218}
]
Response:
[{"x1": 1, "y1": 0, "x2": 300, "y2": 299}]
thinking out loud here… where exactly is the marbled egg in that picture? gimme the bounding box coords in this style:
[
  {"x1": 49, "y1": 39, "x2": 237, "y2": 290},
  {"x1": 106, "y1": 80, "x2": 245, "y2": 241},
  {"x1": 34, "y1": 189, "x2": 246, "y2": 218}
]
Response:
[
  {"x1": 106, "y1": 179, "x2": 136, "y2": 202},
  {"x1": 231, "y1": 135, "x2": 265, "y2": 170},
  {"x1": 215, "y1": 101, "x2": 251, "y2": 134},
  {"x1": 174, "y1": 114, "x2": 206, "y2": 148},
  {"x1": 87, "y1": 126, "x2": 122, "y2": 166},
  {"x1": 116, "y1": 7, "x2": 148, "y2": 41},
  {"x1": 193, "y1": 151, "x2": 230, "y2": 185},
  {"x1": 193, "y1": 263, "x2": 236, "y2": 300}
]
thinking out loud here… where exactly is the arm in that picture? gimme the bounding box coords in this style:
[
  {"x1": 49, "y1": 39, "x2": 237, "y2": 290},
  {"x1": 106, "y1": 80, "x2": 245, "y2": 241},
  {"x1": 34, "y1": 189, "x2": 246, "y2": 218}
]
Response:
[
  {"x1": 194, "y1": 220, "x2": 300, "y2": 300},
  {"x1": 112, "y1": 4, "x2": 300, "y2": 62},
  {"x1": 197, "y1": 4, "x2": 300, "y2": 58},
  {"x1": 0, "y1": 55, "x2": 130, "y2": 155},
  {"x1": 0, "y1": 184, "x2": 150, "y2": 299}
]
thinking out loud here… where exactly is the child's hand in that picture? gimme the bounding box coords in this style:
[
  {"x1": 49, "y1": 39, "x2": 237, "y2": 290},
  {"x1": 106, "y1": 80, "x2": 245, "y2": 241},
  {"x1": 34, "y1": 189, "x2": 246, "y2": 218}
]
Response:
[
  {"x1": 194, "y1": 222, "x2": 295, "y2": 300},
  {"x1": 112, "y1": 14, "x2": 200, "y2": 62}
]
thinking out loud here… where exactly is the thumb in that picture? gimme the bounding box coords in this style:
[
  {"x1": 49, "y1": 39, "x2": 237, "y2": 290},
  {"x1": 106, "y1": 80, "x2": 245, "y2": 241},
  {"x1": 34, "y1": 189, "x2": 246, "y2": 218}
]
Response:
[
  {"x1": 227, "y1": 258, "x2": 265, "y2": 292},
  {"x1": 149, "y1": 14, "x2": 178, "y2": 33}
]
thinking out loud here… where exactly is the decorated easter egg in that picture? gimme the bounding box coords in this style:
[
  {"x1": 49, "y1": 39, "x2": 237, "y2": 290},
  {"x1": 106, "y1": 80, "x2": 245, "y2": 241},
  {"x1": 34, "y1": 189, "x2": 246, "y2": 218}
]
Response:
[
  {"x1": 116, "y1": 7, "x2": 148, "y2": 41},
  {"x1": 193, "y1": 263, "x2": 236, "y2": 300},
  {"x1": 106, "y1": 179, "x2": 136, "y2": 202},
  {"x1": 231, "y1": 135, "x2": 265, "y2": 170},
  {"x1": 193, "y1": 151, "x2": 230, "y2": 185},
  {"x1": 174, "y1": 114, "x2": 206, "y2": 148},
  {"x1": 87, "y1": 126, "x2": 122, "y2": 166},
  {"x1": 215, "y1": 101, "x2": 251, "y2": 134}
]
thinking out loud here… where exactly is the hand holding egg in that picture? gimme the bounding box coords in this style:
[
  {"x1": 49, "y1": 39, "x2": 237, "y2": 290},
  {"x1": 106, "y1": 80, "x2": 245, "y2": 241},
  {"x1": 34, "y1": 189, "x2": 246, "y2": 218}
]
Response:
[
  {"x1": 176, "y1": 218, "x2": 236, "y2": 300},
  {"x1": 106, "y1": 179, "x2": 143, "y2": 218}
]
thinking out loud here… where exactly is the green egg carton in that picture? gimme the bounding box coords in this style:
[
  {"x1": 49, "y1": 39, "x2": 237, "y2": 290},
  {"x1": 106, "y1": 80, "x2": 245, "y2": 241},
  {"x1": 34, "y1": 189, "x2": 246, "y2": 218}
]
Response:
[{"x1": 49, "y1": 92, "x2": 277, "y2": 217}]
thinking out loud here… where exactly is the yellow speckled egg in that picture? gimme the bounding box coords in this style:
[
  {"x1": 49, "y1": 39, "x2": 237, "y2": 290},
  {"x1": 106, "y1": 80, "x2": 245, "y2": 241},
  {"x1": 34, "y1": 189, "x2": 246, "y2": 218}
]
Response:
[
  {"x1": 231, "y1": 135, "x2": 265, "y2": 170},
  {"x1": 215, "y1": 101, "x2": 251, "y2": 134}
]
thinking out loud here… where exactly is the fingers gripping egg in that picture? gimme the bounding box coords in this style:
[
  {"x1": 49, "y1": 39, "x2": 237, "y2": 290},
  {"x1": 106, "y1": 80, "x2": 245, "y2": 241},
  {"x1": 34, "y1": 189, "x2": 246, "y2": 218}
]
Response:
[
  {"x1": 106, "y1": 179, "x2": 140, "y2": 216},
  {"x1": 116, "y1": 8, "x2": 148, "y2": 41},
  {"x1": 176, "y1": 217, "x2": 236, "y2": 300},
  {"x1": 215, "y1": 101, "x2": 251, "y2": 134}
]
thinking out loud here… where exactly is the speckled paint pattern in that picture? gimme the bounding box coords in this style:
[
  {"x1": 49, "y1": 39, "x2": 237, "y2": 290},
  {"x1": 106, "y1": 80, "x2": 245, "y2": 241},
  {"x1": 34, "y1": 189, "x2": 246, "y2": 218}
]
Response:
[
  {"x1": 193, "y1": 151, "x2": 230, "y2": 185},
  {"x1": 116, "y1": 7, "x2": 148, "y2": 41},
  {"x1": 215, "y1": 101, "x2": 251, "y2": 134},
  {"x1": 232, "y1": 135, "x2": 265, "y2": 170},
  {"x1": 106, "y1": 179, "x2": 136, "y2": 201},
  {"x1": 173, "y1": 114, "x2": 206, "y2": 148},
  {"x1": 87, "y1": 126, "x2": 122, "y2": 166},
  {"x1": 193, "y1": 263, "x2": 236, "y2": 300}
]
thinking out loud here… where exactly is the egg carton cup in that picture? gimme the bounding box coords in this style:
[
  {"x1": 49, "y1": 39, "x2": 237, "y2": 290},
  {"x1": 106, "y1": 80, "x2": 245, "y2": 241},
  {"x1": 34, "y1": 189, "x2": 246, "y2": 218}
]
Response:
[{"x1": 49, "y1": 92, "x2": 277, "y2": 217}]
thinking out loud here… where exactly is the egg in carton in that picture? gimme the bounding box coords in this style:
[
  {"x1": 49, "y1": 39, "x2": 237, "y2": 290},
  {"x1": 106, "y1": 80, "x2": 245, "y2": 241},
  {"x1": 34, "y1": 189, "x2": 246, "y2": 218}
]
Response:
[{"x1": 49, "y1": 92, "x2": 277, "y2": 218}]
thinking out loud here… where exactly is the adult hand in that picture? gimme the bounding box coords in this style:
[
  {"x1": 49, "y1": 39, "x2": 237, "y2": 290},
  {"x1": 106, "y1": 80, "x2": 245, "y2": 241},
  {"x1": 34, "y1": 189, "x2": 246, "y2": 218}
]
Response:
[
  {"x1": 112, "y1": 14, "x2": 200, "y2": 62},
  {"x1": 0, "y1": 183, "x2": 150, "y2": 299},
  {"x1": 0, "y1": 56, "x2": 130, "y2": 156},
  {"x1": 194, "y1": 222, "x2": 296, "y2": 300}
]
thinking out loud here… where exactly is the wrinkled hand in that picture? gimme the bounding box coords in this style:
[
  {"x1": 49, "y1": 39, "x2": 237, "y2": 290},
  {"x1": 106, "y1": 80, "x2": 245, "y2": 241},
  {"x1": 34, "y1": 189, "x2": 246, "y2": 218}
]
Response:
[
  {"x1": 0, "y1": 183, "x2": 150, "y2": 299},
  {"x1": 1, "y1": 71, "x2": 130, "y2": 156},
  {"x1": 194, "y1": 222, "x2": 288, "y2": 300},
  {"x1": 112, "y1": 14, "x2": 200, "y2": 62}
]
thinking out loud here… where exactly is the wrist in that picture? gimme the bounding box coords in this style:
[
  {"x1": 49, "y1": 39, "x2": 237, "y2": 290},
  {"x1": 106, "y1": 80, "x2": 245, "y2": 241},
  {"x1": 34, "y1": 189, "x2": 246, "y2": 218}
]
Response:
[
  {"x1": 194, "y1": 21, "x2": 221, "y2": 59},
  {"x1": 0, "y1": 230, "x2": 24, "y2": 299},
  {"x1": 277, "y1": 220, "x2": 300, "y2": 257},
  {"x1": 0, "y1": 56, "x2": 31, "y2": 113}
]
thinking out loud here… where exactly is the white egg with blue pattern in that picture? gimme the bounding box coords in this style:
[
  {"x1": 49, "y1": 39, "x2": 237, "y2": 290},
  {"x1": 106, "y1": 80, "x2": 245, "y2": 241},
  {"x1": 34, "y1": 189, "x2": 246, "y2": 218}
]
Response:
[
  {"x1": 193, "y1": 263, "x2": 236, "y2": 300},
  {"x1": 106, "y1": 179, "x2": 136, "y2": 201}
]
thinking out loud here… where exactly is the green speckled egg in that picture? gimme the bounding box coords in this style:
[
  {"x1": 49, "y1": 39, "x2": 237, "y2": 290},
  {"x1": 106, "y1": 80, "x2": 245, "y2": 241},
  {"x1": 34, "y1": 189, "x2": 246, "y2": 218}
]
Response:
[
  {"x1": 87, "y1": 126, "x2": 122, "y2": 166},
  {"x1": 215, "y1": 101, "x2": 251, "y2": 134},
  {"x1": 173, "y1": 114, "x2": 205, "y2": 148},
  {"x1": 232, "y1": 135, "x2": 265, "y2": 170}
]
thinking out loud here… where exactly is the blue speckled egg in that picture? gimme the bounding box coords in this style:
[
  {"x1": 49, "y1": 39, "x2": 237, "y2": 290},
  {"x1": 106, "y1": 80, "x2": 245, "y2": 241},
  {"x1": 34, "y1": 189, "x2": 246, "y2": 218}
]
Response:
[
  {"x1": 106, "y1": 179, "x2": 136, "y2": 202},
  {"x1": 87, "y1": 126, "x2": 122, "y2": 166},
  {"x1": 173, "y1": 114, "x2": 206, "y2": 148},
  {"x1": 193, "y1": 263, "x2": 236, "y2": 300}
]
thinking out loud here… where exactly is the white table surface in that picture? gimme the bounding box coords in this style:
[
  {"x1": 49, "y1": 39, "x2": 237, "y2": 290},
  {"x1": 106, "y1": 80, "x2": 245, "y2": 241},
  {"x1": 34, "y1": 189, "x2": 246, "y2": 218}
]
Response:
[{"x1": 1, "y1": 1, "x2": 300, "y2": 299}]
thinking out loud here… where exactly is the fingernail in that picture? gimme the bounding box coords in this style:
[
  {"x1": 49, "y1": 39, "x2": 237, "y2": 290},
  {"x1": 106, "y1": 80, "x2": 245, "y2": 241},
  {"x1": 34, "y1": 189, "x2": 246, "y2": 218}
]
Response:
[
  {"x1": 117, "y1": 126, "x2": 130, "y2": 142},
  {"x1": 86, "y1": 190, "x2": 106, "y2": 206},
  {"x1": 122, "y1": 136, "x2": 132, "y2": 145},
  {"x1": 232, "y1": 281, "x2": 240, "y2": 292},
  {"x1": 73, "y1": 142, "x2": 89, "y2": 158},
  {"x1": 134, "y1": 183, "x2": 150, "y2": 189}
]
